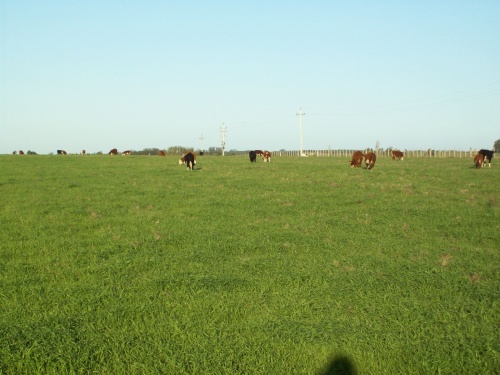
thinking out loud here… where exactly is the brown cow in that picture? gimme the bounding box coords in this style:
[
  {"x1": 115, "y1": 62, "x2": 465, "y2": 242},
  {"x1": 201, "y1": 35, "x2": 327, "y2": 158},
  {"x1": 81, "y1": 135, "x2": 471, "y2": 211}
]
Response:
[
  {"x1": 179, "y1": 151, "x2": 196, "y2": 165},
  {"x1": 474, "y1": 153, "x2": 484, "y2": 168},
  {"x1": 392, "y1": 150, "x2": 404, "y2": 160},
  {"x1": 262, "y1": 151, "x2": 271, "y2": 163},
  {"x1": 19, "y1": 150, "x2": 25, "y2": 155},
  {"x1": 180, "y1": 152, "x2": 195, "y2": 170},
  {"x1": 255, "y1": 150, "x2": 264, "y2": 156},
  {"x1": 122, "y1": 150, "x2": 131, "y2": 155},
  {"x1": 57, "y1": 150, "x2": 67, "y2": 155},
  {"x1": 108, "y1": 148, "x2": 118, "y2": 155},
  {"x1": 350, "y1": 151, "x2": 364, "y2": 167},
  {"x1": 82, "y1": 150, "x2": 86, "y2": 155},
  {"x1": 364, "y1": 152, "x2": 377, "y2": 170},
  {"x1": 158, "y1": 150, "x2": 165, "y2": 156}
]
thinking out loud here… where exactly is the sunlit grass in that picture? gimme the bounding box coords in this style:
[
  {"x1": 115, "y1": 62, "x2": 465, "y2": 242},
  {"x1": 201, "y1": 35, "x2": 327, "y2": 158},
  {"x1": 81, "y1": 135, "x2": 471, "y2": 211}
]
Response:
[{"x1": 0, "y1": 154, "x2": 498, "y2": 373}]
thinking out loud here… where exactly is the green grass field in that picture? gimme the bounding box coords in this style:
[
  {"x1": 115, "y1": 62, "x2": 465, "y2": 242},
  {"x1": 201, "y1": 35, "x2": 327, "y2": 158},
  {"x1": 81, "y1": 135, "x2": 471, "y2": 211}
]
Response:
[{"x1": 1, "y1": 154, "x2": 498, "y2": 374}]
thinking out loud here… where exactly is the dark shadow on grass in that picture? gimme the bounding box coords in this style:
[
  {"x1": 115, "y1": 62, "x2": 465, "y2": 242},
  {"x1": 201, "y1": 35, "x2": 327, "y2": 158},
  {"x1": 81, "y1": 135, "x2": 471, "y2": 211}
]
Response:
[{"x1": 319, "y1": 354, "x2": 357, "y2": 375}]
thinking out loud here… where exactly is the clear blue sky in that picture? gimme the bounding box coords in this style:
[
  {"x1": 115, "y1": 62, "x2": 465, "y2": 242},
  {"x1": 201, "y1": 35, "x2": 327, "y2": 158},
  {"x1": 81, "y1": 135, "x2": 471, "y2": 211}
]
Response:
[{"x1": 1, "y1": 1, "x2": 499, "y2": 154}]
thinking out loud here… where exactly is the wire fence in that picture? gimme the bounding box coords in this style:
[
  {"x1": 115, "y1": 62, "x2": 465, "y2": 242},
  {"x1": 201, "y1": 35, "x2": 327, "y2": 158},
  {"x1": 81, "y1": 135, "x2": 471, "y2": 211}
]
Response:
[{"x1": 271, "y1": 149, "x2": 484, "y2": 158}]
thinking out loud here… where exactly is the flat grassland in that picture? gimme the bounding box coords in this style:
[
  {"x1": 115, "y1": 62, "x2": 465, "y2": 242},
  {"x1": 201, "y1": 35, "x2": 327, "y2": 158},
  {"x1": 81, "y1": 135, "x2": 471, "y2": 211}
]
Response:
[{"x1": 1, "y1": 154, "x2": 498, "y2": 374}]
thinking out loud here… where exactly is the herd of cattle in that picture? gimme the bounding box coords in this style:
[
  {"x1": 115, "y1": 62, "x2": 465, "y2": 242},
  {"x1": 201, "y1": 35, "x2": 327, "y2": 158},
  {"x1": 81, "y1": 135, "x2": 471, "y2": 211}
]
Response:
[
  {"x1": 348, "y1": 149, "x2": 405, "y2": 170},
  {"x1": 348, "y1": 149, "x2": 495, "y2": 170},
  {"x1": 12, "y1": 148, "x2": 495, "y2": 170},
  {"x1": 249, "y1": 150, "x2": 272, "y2": 163}
]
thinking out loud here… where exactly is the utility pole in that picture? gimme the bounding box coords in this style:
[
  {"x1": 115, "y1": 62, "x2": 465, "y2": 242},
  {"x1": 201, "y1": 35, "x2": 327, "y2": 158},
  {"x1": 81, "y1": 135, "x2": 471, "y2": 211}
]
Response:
[
  {"x1": 220, "y1": 125, "x2": 227, "y2": 156},
  {"x1": 199, "y1": 134, "x2": 205, "y2": 154},
  {"x1": 296, "y1": 108, "x2": 305, "y2": 156}
]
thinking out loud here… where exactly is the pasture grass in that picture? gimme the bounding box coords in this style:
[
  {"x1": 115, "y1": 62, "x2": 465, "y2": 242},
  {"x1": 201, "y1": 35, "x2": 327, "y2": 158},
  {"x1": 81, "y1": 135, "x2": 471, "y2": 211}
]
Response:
[{"x1": 0, "y1": 154, "x2": 498, "y2": 374}]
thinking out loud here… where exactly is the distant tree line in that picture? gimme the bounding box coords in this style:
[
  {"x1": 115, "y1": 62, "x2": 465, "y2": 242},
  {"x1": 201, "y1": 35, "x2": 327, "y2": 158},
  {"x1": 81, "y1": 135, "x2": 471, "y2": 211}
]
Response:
[{"x1": 128, "y1": 146, "x2": 252, "y2": 156}]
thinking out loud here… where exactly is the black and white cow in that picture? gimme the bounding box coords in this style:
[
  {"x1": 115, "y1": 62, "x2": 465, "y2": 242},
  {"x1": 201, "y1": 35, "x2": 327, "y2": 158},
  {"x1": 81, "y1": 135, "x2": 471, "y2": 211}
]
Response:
[{"x1": 478, "y1": 149, "x2": 495, "y2": 168}]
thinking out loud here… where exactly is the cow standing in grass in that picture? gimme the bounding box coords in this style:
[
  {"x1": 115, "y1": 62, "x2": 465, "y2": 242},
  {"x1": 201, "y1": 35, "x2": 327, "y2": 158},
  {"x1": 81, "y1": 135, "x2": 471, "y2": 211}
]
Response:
[
  {"x1": 249, "y1": 150, "x2": 257, "y2": 162},
  {"x1": 262, "y1": 151, "x2": 271, "y2": 163},
  {"x1": 109, "y1": 148, "x2": 118, "y2": 155},
  {"x1": 474, "y1": 153, "x2": 484, "y2": 168},
  {"x1": 57, "y1": 150, "x2": 67, "y2": 155},
  {"x1": 179, "y1": 151, "x2": 197, "y2": 165},
  {"x1": 350, "y1": 151, "x2": 364, "y2": 167},
  {"x1": 364, "y1": 152, "x2": 377, "y2": 170},
  {"x1": 392, "y1": 150, "x2": 404, "y2": 160},
  {"x1": 478, "y1": 149, "x2": 495, "y2": 168},
  {"x1": 180, "y1": 152, "x2": 195, "y2": 171}
]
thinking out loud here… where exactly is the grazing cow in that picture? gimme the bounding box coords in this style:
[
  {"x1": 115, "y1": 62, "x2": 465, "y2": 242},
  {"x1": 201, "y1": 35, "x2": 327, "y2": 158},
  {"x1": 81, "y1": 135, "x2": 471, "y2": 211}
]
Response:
[
  {"x1": 158, "y1": 150, "x2": 165, "y2": 156},
  {"x1": 364, "y1": 152, "x2": 377, "y2": 170},
  {"x1": 255, "y1": 150, "x2": 264, "y2": 157},
  {"x1": 57, "y1": 150, "x2": 67, "y2": 155},
  {"x1": 108, "y1": 148, "x2": 118, "y2": 155},
  {"x1": 181, "y1": 152, "x2": 195, "y2": 170},
  {"x1": 19, "y1": 150, "x2": 24, "y2": 155},
  {"x1": 474, "y1": 153, "x2": 484, "y2": 168},
  {"x1": 262, "y1": 151, "x2": 271, "y2": 163},
  {"x1": 249, "y1": 150, "x2": 257, "y2": 162},
  {"x1": 392, "y1": 150, "x2": 404, "y2": 160},
  {"x1": 122, "y1": 150, "x2": 131, "y2": 155},
  {"x1": 478, "y1": 149, "x2": 495, "y2": 168},
  {"x1": 350, "y1": 151, "x2": 364, "y2": 167},
  {"x1": 179, "y1": 151, "x2": 197, "y2": 165},
  {"x1": 12, "y1": 151, "x2": 17, "y2": 154},
  {"x1": 82, "y1": 150, "x2": 86, "y2": 155}
]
